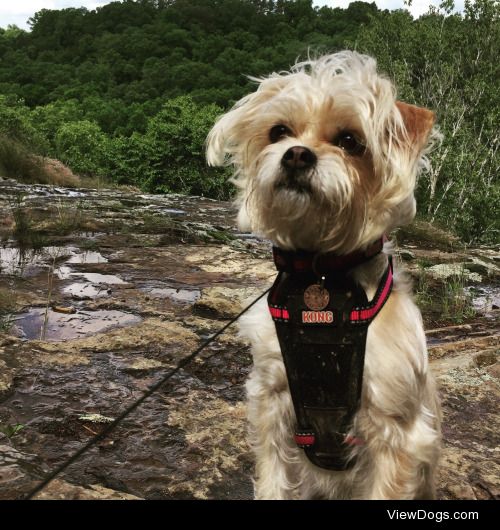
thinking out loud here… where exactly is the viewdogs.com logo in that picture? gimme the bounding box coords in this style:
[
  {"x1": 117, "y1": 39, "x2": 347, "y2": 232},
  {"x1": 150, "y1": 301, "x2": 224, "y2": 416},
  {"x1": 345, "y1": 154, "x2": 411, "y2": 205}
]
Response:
[{"x1": 387, "y1": 510, "x2": 478, "y2": 523}]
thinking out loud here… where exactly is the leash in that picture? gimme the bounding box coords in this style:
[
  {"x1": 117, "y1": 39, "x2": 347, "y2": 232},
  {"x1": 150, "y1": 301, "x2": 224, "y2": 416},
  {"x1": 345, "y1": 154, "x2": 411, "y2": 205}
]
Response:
[{"x1": 24, "y1": 286, "x2": 271, "y2": 500}]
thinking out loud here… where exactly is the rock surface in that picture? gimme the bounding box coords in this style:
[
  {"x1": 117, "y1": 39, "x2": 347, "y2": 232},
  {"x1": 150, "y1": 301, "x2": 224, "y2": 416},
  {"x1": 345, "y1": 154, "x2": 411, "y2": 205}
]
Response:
[{"x1": 0, "y1": 180, "x2": 498, "y2": 500}]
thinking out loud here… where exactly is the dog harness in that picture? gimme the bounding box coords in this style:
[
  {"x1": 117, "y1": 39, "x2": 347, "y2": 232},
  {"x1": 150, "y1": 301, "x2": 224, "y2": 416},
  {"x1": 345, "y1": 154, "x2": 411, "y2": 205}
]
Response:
[{"x1": 268, "y1": 238, "x2": 393, "y2": 470}]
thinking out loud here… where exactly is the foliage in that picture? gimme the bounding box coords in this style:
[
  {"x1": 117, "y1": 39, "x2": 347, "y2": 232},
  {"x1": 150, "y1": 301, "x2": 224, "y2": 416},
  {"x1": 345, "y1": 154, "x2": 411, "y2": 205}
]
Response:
[
  {"x1": 0, "y1": 136, "x2": 46, "y2": 183},
  {"x1": 353, "y1": 0, "x2": 499, "y2": 243},
  {"x1": 415, "y1": 263, "x2": 476, "y2": 325},
  {"x1": 10, "y1": 195, "x2": 47, "y2": 250},
  {"x1": 0, "y1": 287, "x2": 17, "y2": 332},
  {"x1": 54, "y1": 120, "x2": 108, "y2": 176},
  {"x1": 0, "y1": 423, "x2": 24, "y2": 438},
  {"x1": 0, "y1": 0, "x2": 497, "y2": 242},
  {"x1": 140, "y1": 96, "x2": 231, "y2": 197}
]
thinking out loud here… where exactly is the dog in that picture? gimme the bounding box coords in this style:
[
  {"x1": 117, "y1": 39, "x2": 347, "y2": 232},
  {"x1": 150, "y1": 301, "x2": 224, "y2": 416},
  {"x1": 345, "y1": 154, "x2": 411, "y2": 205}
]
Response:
[{"x1": 206, "y1": 51, "x2": 441, "y2": 500}]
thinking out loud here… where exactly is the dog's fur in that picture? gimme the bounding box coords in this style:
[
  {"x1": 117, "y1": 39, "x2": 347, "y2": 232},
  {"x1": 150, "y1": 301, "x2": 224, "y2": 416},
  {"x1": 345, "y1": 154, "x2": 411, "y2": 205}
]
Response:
[{"x1": 206, "y1": 51, "x2": 441, "y2": 500}]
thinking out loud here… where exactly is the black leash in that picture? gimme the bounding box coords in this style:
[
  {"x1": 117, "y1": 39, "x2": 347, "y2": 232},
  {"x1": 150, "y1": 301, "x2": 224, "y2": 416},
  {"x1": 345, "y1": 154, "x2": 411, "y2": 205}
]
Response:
[{"x1": 25, "y1": 287, "x2": 271, "y2": 500}]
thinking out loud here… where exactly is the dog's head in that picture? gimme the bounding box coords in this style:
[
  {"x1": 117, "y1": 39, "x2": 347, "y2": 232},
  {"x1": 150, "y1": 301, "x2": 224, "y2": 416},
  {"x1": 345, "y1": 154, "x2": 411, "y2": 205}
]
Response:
[{"x1": 206, "y1": 51, "x2": 437, "y2": 253}]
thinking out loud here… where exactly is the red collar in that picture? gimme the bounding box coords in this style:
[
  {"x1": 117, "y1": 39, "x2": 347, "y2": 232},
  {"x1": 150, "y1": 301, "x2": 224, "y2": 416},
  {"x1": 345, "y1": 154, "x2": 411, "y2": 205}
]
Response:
[{"x1": 272, "y1": 236, "x2": 385, "y2": 275}]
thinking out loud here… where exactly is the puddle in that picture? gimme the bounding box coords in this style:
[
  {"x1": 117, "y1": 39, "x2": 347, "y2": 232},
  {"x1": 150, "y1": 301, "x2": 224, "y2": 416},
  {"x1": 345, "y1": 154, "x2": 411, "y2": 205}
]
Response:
[
  {"x1": 66, "y1": 251, "x2": 108, "y2": 264},
  {"x1": 466, "y1": 285, "x2": 500, "y2": 314},
  {"x1": 160, "y1": 208, "x2": 185, "y2": 215},
  {"x1": 0, "y1": 248, "x2": 37, "y2": 275},
  {"x1": 63, "y1": 283, "x2": 111, "y2": 299},
  {"x1": 0, "y1": 246, "x2": 72, "y2": 276},
  {"x1": 11, "y1": 308, "x2": 141, "y2": 341},
  {"x1": 147, "y1": 287, "x2": 200, "y2": 304},
  {"x1": 56, "y1": 267, "x2": 126, "y2": 285}
]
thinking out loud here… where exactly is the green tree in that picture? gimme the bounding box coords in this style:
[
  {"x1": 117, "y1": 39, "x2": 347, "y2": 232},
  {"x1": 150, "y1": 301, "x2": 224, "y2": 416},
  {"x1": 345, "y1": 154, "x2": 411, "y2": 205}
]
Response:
[
  {"x1": 143, "y1": 96, "x2": 230, "y2": 197},
  {"x1": 54, "y1": 120, "x2": 108, "y2": 176}
]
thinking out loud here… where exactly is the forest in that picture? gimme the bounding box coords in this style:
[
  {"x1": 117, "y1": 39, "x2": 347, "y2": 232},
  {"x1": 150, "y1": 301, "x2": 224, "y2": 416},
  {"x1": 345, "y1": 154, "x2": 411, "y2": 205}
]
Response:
[{"x1": 0, "y1": 0, "x2": 498, "y2": 244}]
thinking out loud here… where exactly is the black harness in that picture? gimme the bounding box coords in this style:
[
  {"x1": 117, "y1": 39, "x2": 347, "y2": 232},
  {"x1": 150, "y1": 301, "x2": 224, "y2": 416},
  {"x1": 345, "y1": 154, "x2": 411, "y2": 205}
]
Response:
[{"x1": 268, "y1": 240, "x2": 393, "y2": 470}]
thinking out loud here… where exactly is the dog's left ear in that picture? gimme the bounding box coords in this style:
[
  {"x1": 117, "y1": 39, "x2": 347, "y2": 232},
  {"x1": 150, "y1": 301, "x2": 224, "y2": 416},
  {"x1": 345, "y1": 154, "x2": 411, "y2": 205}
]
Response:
[{"x1": 396, "y1": 101, "x2": 435, "y2": 153}]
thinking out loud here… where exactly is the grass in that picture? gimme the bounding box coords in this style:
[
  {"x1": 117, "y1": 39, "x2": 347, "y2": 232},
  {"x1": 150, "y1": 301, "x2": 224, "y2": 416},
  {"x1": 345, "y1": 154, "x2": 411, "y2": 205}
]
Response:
[
  {"x1": 0, "y1": 422, "x2": 24, "y2": 438},
  {"x1": 141, "y1": 212, "x2": 176, "y2": 234},
  {"x1": 40, "y1": 247, "x2": 64, "y2": 341},
  {"x1": 10, "y1": 195, "x2": 47, "y2": 251},
  {"x1": 51, "y1": 200, "x2": 86, "y2": 236},
  {"x1": 0, "y1": 135, "x2": 80, "y2": 187},
  {"x1": 0, "y1": 287, "x2": 17, "y2": 333},
  {"x1": 79, "y1": 239, "x2": 100, "y2": 251},
  {"x1": 394, "y1": 219, "x2": 464, "y2": 252},
  {"x1": 415, "y1": 262, "x2": 476, "y2": 324},
  {"x1": 440, "y1": 273, "x2": 476, "y2": 323}
]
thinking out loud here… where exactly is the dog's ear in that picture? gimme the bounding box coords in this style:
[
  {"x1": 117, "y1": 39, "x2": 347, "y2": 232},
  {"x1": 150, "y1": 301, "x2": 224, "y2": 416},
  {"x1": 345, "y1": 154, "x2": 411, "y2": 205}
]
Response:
[
  {"x1": 206, "y1": 89, "x2": 267, "y2": 167},
  {"x1": 205, "y1": 107, "x2": 240, "y2": 167},
  {"x1": 206, "y1": 75, "x2": 291, "y2": 167},
  {"x1": 396, "y1": 101, "x2": 435, "y2": 153}
]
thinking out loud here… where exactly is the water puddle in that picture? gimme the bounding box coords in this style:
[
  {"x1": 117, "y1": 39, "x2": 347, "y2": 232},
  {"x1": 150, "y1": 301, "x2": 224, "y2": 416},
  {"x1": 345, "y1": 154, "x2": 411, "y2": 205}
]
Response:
[
  {"x1": 63, "y1": 283, "x2": 111, "y2": 299},
  {"x1": 66, "y1": 251, "x2": 108, "y2": 264},
  {"x1": 160, "y1": 208, "x2": 185, "y2": 215},
  {"x1": 147, "y1": 287, "x2": 200, "y2": 304},
  {"x1": 11, "y1": 308, "x2": 141, "y2": 341},
  {"x1": 56, "y1": 266, "x2": 126, "y2": 285},
  {"x1": 0, "y1": 246, "x2": 73, "y2": 276},
  {"x1": 466, "y1": 285, "x2": 500, "y2": 314}
]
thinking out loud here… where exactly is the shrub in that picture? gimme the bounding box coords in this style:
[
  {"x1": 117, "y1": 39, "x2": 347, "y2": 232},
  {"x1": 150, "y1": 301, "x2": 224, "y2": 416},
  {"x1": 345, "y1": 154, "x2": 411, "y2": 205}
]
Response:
[{"x1": 54, "y1": 120, "x2": 108, "y2": 176}]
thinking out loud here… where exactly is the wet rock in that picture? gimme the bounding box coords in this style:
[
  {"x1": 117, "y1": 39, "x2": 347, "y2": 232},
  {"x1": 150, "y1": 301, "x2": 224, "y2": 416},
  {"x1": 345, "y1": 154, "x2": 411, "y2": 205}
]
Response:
[
  {"x1": 26, "y1": 318, "x2": 199, "y2": 361},
  {"x1": 0, "y1": 359, "x2": 13, "y2": 397},
  {"x1": 431, "y1": 344, "x2": 499, "y2": 500},
  {"x1": 399, "y1": 249, "x2": 415, "y2": 261},
  {"x1": 465, "y1": 285, "x2": 500, "y2": 314},
  {"x1": 465, "y1": 257, "x2": 500, "y2": 278},
  {"x1": 0, "y1": 444, "x2": 46, "y2": 500},
  {"x1": 12, "y1": 308, "x2": 142, "y2": 342},
  {"x1": 120, "y1": 357, "x2": 164, "y2": 373},
  {"x1": 33, "y1": 479, "x2": 142, "y2": 500},
  {"x1": 473, "y1": 351, "x2": 498, "y2": 368},
  {"x1": 185, "y1": 245, "x2": 274, "y2": 280},
  {"x1": 1, "y1": 181, "x2": 498, "y2": 500},
  {"x1": 194, "y1": 287, "x2": 260, "y2": 319},
  {"x1": 146, "y1": 287, "x2": 200, "y2": 304},
  {"x1": 426, "y1": 263, "x2": 482, "y2": 283},
  {"x1": 437, "y1": 447, "x2": 497, "y2": 500},
  {"x1": 164, "y1": 389, "x2": 252, "y2": 499}
]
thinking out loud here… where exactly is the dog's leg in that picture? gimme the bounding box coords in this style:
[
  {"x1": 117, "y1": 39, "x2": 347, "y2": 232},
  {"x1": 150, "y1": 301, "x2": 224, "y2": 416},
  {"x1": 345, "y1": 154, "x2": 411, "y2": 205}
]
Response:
[
  {"x1": 246, "y1": 368, "x2": 300, "y2": 500},
  {"x1": 360, "y1": 412, "x2": 440, "y2": 500}
]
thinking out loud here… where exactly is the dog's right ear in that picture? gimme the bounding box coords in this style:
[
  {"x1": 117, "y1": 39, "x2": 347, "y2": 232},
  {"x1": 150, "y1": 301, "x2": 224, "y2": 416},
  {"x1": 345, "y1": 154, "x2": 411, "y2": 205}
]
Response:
[
  {"x1": 206, "y1": 88, "x2": 268, "y2": 167},
  {"x1": 205, "y1": 105, "x2": 242, "y2": 167},
  {"x1": 206, "y1": 75, "x2": 291, "y2": 167}
]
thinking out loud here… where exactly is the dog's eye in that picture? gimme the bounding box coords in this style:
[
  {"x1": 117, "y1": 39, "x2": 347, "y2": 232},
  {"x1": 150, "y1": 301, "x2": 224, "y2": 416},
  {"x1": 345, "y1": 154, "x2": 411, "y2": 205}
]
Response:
[
  {"x1": 332, "y1": 131, "x2": 365, "y2": 155},
  {"x1": 269, "y1": 125, "x2": 291, "y2": 143}
]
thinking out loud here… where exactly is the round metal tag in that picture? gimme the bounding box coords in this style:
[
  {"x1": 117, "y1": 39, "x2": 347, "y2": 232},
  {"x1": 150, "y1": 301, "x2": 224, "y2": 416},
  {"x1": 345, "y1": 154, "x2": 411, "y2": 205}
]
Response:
[{"x1": 304, "y1": 284, "x2": 330, "y2": 311}]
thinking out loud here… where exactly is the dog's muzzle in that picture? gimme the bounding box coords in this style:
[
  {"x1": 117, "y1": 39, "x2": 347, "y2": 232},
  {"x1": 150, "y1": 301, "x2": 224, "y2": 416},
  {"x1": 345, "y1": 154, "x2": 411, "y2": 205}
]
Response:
[{"x1": 278, "y1": 146, "x2": 317, "y2": 192}]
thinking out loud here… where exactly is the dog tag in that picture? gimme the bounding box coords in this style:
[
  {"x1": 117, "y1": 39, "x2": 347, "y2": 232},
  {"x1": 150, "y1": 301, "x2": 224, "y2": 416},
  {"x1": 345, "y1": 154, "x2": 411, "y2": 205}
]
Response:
[{"x1": 304, "y1": 284, "x2": 330, "y2": 311}]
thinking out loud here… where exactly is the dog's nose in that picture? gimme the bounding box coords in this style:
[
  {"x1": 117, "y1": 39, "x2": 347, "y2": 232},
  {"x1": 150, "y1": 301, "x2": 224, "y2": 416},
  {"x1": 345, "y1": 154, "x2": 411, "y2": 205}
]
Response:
[{"x1": 282, "y1": 146, "x2": 317, "y2": 171}]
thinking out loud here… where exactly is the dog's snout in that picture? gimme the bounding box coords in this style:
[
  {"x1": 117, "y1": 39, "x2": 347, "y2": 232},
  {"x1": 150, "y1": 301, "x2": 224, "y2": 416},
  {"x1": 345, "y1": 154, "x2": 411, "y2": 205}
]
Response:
[{"x1": 282, "y1": 146, "x2": 317, "y2": 171}]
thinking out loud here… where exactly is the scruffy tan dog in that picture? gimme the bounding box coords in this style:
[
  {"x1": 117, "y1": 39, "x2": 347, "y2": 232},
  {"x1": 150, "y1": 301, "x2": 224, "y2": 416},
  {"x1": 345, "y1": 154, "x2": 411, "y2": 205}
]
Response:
[{"x1": 206, "y1": 51, "x2": 441, "y2": 500}]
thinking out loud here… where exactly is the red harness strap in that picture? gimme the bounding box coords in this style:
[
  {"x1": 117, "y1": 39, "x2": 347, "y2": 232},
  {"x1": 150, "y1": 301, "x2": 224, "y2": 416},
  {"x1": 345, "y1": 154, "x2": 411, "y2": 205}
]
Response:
[
  {"x1": 295, "y1": 433, "x2": 365, "y2": 447},
  {"x1": 350, "y1": 260, "x2": 393, "y2": 323}
]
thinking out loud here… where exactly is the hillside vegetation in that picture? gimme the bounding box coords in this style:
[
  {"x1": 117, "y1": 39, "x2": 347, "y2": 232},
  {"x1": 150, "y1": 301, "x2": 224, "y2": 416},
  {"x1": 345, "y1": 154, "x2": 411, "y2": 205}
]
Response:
[{"x1": 0, "y1": 0, "x2": 498, "y2": 243}]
